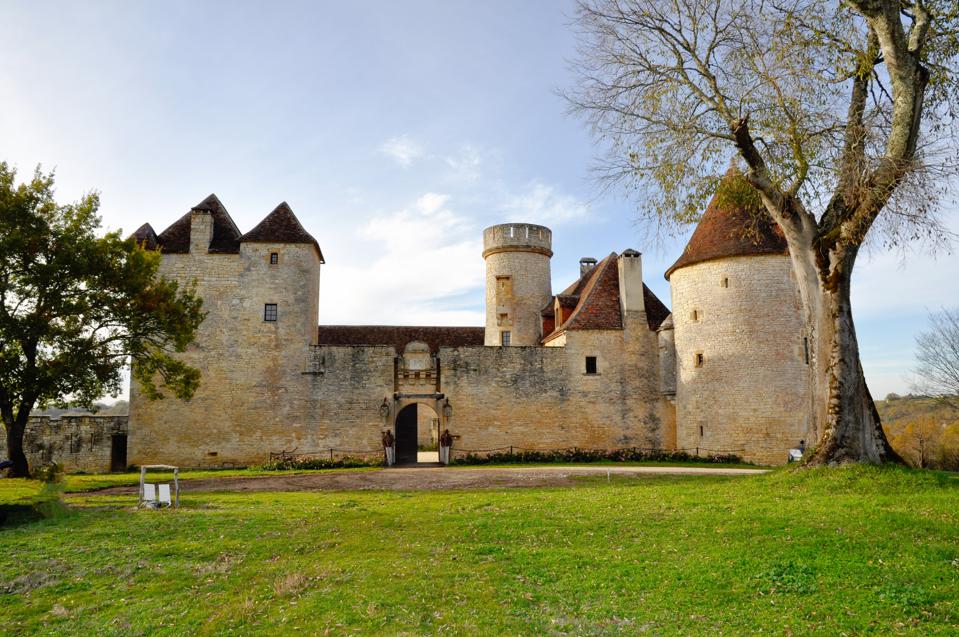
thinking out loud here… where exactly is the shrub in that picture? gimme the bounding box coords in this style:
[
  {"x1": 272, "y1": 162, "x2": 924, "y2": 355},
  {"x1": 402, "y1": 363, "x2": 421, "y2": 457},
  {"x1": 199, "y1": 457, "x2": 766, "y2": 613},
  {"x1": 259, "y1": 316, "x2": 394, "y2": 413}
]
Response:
[{"x1": 449, "y1": 447, "x2": 744, "y2": 466}]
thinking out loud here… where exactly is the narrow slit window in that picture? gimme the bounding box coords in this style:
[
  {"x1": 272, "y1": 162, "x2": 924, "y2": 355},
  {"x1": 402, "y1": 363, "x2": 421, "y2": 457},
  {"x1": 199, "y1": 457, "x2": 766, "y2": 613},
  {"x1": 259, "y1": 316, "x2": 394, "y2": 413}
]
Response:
[
  {"x1": 699, "y1": 425, "x2": 704, "y2": 437},
  {"x1": 721, "y1": 277, "x2": 729, "y2": 288},
  {"x1": 501, "y1": 331, "x2": 511, "y2": 346},
  {"x1": 585, "y1": 356, "x2": 598, "y2": 375},
  {"x1": 694, "y1": 352, "x2": 704, "y2": 368},
  {"x1": 803, "y1": 337, "x2": 810, "y2": 365},
  {"x1": 691, "y1": 309, "x2": 701, "y2": 321},
  {"x1": 264, "y1": 303, "x2": 278, "y2": 322},
  {"x1": 270, "y1": 252, "x2": 279, "y2": 264}
]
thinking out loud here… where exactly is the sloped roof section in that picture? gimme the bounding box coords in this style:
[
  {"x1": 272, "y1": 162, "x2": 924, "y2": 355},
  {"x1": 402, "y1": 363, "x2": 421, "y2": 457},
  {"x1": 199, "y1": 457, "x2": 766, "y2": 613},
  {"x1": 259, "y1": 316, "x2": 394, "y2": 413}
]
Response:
[
  {"x1": 316, "y1": 325, "x2": 485, "y2": 354},
  {"x1": 241, "y1": 202, "x2": 324, "y2": 262},
  {"x1": 564, "y1": 253, "x2": 624, "y2": 331},
  {"x1": 665, "y1": 173, "x2": 788, "y2": 279},
  {"x1": 542, "y1": 252, "x2": 671, "y2": 341},
  {"x1": 155, "y1": 194, "x2": 242, "y2": 254},
  {"x1": 131, "y1": 223, "x2": 158, "y2": 250},
  {"x1": 643, "y1": 284, "x2": 670, "y2": 330}
]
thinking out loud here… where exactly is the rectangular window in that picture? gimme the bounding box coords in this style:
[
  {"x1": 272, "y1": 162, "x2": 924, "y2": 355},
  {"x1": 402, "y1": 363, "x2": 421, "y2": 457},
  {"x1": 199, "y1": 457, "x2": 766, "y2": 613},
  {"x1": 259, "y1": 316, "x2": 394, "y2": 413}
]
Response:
[
  {"x1": 264, "y1": 303, "x2": 278, "y2": 322},
  {"x1": 270, "y1": 252, "x2": 279, "y2": 264},
  {"x1": 585, "y1": 356, "x2": 598, "y2": 375},
  {"x1": 694, "y1": 352, "x2": 704, "y2": 368},
  {"x1": 501, "y1": 331, "x2": 511, "y2": 346}
]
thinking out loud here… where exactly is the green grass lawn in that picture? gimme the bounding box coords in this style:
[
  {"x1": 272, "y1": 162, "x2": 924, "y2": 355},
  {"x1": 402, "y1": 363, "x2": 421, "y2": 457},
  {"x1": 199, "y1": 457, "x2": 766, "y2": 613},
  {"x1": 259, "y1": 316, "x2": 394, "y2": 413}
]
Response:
[{"x1": 1, "y1": 465, "x2": 957, "y2": 635}]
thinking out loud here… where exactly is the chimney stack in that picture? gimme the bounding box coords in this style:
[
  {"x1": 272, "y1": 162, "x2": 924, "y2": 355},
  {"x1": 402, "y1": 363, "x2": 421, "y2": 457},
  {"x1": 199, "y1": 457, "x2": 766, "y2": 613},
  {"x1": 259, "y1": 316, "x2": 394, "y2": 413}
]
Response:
[{"x1": 580, "y1": 257, "x2": 597, "y2": 277}]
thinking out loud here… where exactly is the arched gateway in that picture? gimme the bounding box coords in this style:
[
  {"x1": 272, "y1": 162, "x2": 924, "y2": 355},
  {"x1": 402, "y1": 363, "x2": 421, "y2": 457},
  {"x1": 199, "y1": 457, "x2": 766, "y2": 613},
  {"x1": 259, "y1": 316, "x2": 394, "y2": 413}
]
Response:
[{"x1": 393, "y1": 402, "x2": 440, "y2": 465}]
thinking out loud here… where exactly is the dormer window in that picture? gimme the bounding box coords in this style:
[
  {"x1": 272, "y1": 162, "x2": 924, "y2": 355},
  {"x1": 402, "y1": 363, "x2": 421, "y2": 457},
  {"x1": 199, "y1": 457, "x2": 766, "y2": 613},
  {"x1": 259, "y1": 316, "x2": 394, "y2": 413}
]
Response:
[{"x1": 270, "y1": 252, "x2": 279, "y2": 265}]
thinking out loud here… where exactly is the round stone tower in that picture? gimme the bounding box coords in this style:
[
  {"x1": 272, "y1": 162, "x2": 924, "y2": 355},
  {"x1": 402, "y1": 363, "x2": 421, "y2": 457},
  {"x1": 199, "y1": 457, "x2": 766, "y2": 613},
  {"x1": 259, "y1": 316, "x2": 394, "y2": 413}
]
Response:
[
  {"x1": 665, "y1": 172, "x2": 811, "y2": 465},
  {"x1": 482, "y1": 223, "x2": 553, "y2": 346}
]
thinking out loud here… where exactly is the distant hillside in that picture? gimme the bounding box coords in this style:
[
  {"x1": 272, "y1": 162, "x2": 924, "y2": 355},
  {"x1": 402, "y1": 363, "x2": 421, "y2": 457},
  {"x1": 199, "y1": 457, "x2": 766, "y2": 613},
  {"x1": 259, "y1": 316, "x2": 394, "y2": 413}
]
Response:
[
  {"x1": 876, "y1": 395, "x2": 959, "y2": 470},
  {"x1": 33, "y1": 400, "x2": 128, "y2": 418},
  {"x1": 876, "y1": 395, "x2": 957, "y2": 428}
]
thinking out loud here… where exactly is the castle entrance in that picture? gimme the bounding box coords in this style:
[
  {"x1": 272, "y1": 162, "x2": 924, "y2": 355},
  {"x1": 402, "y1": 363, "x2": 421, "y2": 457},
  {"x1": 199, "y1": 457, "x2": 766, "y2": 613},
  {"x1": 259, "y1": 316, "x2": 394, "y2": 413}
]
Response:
[{"x1": 394, "y1": 403, "x2": 440, "y2": 465}]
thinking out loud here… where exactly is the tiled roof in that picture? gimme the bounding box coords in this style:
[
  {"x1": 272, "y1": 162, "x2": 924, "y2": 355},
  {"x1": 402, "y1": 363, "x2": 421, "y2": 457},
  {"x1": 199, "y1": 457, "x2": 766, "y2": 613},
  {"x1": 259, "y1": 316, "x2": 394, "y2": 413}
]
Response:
[
  {"x1": 155, "y1": 194, "x2": 242, "y2": 254},
  {"x1": 316, "y1": 325, "x2": 485, "y2": 354},
  {"x1": 643, "y1": 284, "x2": 671, "y2": 330},
  {"x1": 563, "y1": 253, "x2": 624, "y2": 331},
  {"x1": 543, "y1": 252, "x2": 671, "y2": 342},
  {"x1": 240, "y1": 202, "x2": 324, "y2": 262},
  {"x1": 131, "y1": 223, "x2": 158, "y2": 250},
  {"x1": 665, "y1": 173, "x2": 788, "y2": 279}
]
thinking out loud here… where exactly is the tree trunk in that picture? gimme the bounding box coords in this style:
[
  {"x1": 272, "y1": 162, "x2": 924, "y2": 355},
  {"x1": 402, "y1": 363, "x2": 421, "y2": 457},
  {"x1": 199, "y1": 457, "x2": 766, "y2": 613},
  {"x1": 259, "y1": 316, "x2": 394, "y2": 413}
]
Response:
[
  {"x1": 3, "y1": 414, "x2": 30, "y2": 478},
  {"x1": 803, "y1": 248, "x2": 902, "y2": 465}
]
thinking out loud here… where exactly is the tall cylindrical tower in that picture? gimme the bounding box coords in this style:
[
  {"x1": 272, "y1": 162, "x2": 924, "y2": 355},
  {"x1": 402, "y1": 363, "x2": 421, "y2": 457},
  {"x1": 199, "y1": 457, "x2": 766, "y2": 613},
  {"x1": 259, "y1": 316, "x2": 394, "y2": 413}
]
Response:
[
  {"x1": 666, "y1": 171, "x2": 811, "y2": 465},
  {"x1": 482, "y1": 223, "x2": 553, "y2": 346}
]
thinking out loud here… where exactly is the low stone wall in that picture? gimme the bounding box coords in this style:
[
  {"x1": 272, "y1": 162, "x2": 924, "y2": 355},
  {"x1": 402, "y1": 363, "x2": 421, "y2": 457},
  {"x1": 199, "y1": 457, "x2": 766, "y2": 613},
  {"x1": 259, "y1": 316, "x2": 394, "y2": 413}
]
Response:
[{"x1": 0, "y1": 415, "x2": 128, "y2": 474}]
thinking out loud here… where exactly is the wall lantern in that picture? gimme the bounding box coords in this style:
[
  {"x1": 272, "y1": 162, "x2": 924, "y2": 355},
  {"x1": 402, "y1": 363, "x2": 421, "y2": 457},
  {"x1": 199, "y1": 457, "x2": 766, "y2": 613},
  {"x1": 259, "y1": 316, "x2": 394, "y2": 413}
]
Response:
[
  {"x1": 442, "y1": 399, "x2": 452, "y2": 420},
  {"x1": 378, "y1": 398, "x2": 391, "y2": 419}
]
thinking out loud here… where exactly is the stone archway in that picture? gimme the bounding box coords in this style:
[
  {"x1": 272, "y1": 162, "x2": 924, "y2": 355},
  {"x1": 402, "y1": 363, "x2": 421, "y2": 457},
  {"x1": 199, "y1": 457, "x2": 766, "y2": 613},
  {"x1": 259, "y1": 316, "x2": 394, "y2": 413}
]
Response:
[{"x1": 394, "y1": 402, "x2": 440, "y2": 465}]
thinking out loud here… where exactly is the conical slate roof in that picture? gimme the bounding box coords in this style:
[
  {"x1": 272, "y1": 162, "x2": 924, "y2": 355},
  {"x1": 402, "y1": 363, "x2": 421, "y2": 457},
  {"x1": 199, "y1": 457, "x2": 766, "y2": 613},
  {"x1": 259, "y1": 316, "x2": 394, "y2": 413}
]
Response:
[
  {"x1": 664, "y1": 173, "x2": 788, "y2": 279},
  {"x1": 240, "y1": 202, "x2": 324, "y2": 261},
  {"x1": 155, "y1": 194, "x2": 242, "y2": 254},
  {"x1": 131, "y1": 223, "x2": 158, "y2": 250}
]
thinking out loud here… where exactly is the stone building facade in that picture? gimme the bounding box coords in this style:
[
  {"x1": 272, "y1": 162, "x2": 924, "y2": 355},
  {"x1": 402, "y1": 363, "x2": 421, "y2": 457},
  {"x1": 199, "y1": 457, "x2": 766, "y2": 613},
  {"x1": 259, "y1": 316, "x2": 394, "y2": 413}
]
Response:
[{"x1": 122, "y1": 177, "x2": 811, "y2": 469}]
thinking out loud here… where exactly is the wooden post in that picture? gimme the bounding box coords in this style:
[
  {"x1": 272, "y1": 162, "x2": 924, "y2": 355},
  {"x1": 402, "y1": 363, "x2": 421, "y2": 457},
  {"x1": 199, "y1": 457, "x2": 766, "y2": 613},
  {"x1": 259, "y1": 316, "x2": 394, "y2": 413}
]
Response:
[
  {"x1": 139, "y1": 466, "x2": 146, "y2": 507},
  {"x1": 174, "y1": 467, "x2": 180, "y2": 508}
]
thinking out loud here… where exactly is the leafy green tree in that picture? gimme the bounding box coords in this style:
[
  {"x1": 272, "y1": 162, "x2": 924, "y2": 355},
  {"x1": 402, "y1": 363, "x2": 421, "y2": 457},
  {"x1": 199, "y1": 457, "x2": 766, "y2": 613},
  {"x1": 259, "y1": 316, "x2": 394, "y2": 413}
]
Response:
[
  {"x1": 568, "y1": 0, "x2": 959, "y2": 464},
  {"x1": 0, "y1": 164, "x2": 204, "y2": 477}
]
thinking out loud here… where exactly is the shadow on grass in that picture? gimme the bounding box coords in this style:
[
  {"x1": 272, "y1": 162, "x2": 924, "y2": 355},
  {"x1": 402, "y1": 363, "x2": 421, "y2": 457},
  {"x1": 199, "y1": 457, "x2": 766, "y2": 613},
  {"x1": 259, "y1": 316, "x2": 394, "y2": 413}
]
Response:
[{"x1": 0, "y1": 483, "x2": 74, "y2": 529}]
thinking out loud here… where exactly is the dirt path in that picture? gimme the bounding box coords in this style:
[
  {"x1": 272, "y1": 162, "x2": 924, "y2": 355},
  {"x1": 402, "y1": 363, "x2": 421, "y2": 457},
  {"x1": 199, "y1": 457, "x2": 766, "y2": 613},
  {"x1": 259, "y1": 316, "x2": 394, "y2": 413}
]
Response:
[{"x1": 84, "y1": 465, "x2": 767, "y2": 496}]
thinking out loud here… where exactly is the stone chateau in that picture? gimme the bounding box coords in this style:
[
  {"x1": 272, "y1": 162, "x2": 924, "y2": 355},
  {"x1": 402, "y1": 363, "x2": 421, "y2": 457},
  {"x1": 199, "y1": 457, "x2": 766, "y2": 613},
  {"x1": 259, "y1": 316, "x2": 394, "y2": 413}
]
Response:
[
  {"x1": 115, "y1": 175, "x2": 811, "y2": 469},
  {"x1": 1, "y1": 178, "x2": 812, "y2": 472}
]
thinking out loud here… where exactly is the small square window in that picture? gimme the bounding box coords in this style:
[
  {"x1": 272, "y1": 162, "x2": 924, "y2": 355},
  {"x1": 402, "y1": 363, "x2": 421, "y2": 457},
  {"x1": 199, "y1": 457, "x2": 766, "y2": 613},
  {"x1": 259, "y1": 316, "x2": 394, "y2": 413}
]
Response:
[
  {"x1": 264, "y1": 303, "x2": 278, "y2": 322},
  {"x1": 585, "y1": 356, "x2": 598, "y2": 375},
  {"x1": 501, "y1": 331, "x2": 511, "y2": 346},
  {"x1": 270, "y1": 252, "x2": 279, "y2": 265},
  {"x1": 694, "y1": 352, "x2": 704, "y2": 368}
]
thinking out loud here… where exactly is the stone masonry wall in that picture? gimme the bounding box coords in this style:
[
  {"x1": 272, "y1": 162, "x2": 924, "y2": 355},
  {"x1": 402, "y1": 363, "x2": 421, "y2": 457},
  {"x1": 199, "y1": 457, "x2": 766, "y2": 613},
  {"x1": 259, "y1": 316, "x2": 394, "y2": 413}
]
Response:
[
  {"x1": 670, "y1": 255, "x2": 810, "y2": 464},
  {"x1": 0, "y1": 415, "x2": 128, "y2": 473},
  {"x1": 440, "y1": 321, "x2": 673, "y2": 454}
]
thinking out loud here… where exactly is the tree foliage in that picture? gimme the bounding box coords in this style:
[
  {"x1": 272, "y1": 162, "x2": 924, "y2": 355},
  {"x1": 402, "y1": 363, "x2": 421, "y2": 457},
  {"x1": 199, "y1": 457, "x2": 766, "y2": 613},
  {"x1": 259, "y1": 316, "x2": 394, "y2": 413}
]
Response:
[
  {"x1": 0, "y1": 163, "x2": 204, "y2": 476},
  {"x1": 913, "y1": 307, "x2": 959, "y2": 409},
  {"x1": 569, "y1": 0, "x2": 959, "y2": 247}
]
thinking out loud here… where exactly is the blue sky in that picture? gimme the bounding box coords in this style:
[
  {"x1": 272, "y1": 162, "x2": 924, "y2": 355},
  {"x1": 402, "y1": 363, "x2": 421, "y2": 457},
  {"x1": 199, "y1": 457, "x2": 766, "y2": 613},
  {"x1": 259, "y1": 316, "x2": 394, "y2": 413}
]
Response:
[{"x1": 2, "y1": 0, "x2": 956, "y2": 397}]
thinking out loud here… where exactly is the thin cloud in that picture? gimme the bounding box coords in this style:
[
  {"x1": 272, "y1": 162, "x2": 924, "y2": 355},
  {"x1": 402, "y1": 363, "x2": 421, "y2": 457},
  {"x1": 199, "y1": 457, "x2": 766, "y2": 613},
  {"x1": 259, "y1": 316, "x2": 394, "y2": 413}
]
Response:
[
  {"x1": 501, "y1": 181, "x2": 591, "y2": 226},
  {"x1": 379, "y1": 135, "x2": 424, "y2": 167},
  {"x1": 320, "y1": 192, "x2": 485, "y2": 325}
]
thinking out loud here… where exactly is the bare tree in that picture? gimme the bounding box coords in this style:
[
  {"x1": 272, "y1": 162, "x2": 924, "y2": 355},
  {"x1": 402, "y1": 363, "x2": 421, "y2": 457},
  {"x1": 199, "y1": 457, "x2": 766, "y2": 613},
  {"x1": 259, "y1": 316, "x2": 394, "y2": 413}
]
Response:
[
  {"x1": 914, "y1": 308, "x2": 959, "y2": 409},
  {"x1": 568, "y1": 0, "x2": 959, "y2": 464}
]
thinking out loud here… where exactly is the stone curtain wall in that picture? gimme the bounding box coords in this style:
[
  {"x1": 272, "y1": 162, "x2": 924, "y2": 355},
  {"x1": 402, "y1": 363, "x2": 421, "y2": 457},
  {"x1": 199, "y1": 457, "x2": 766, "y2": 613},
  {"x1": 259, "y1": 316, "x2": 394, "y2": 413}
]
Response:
[
  {"x1": 440, "y1": 325, "x2": 672, "y2": 454},
  {"x1": 0, "y1": 415, "x2": 128, "y2": 473},
  {"x1": 670, "y1": 255, "x2": 810, "y2": 464}
]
